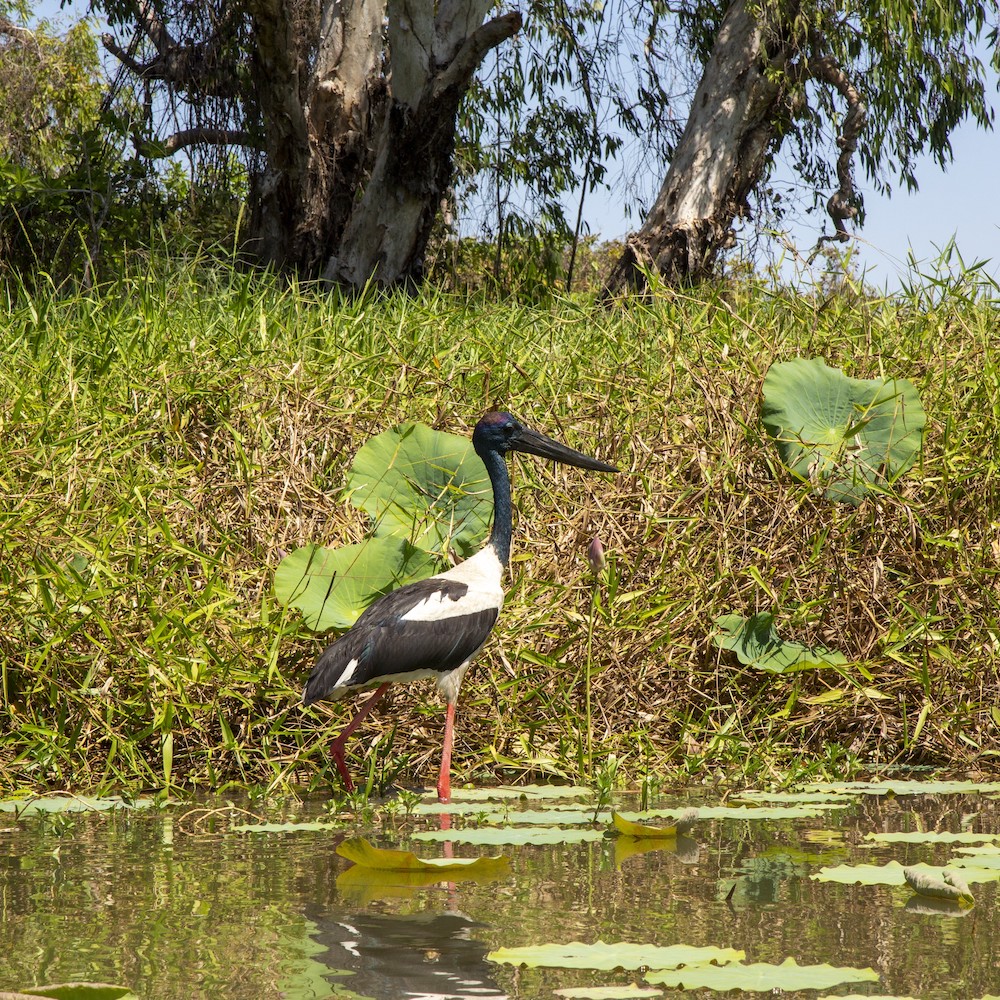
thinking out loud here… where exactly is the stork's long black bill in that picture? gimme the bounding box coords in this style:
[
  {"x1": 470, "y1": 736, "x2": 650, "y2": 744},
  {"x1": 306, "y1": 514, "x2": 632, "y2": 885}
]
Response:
[{"x1": 512, "y1": 426, "x2": 619, "y2": 473}]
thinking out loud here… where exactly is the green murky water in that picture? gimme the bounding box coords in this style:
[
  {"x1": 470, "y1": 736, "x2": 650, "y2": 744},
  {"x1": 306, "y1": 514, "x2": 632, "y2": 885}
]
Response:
[{"x1": 1, "y1": 783, "x2": 999, "y2": 999}]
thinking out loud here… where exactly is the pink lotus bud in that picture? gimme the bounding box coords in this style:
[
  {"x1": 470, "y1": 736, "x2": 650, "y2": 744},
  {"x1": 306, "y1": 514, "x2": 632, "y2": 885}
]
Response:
[{"x1": 587, "y1": 535, "x2": 606, "y2": 573}]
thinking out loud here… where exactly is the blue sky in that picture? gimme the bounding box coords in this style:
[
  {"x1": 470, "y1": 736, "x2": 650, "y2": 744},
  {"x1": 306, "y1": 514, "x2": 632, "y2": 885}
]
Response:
[{"x1": 31, "y1": 1, "x2": 999, "y2": 290}]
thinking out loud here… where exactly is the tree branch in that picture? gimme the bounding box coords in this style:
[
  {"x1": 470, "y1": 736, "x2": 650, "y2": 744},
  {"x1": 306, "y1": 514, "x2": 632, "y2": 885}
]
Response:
[
  {"x1": 0, "y1": 14, "x2": 36, "y2": 44},
  {"x1": 805, "y1": 51, "x2": 868, "y2": 258},
  {"x1": 138, "y1": 127, "x2": 261, "y2": 156},
  {"x1": 433, "y1": 11, "x2": 522, "y2": 97}
]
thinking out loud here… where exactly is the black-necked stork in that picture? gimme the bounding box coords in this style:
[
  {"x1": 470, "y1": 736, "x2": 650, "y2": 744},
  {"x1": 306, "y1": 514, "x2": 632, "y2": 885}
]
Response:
[{"x1": 302, "y1": 410, "x2": 618, "y2": 802}]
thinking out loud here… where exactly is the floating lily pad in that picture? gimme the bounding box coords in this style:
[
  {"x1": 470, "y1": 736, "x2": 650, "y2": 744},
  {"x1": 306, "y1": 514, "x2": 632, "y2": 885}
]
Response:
[
  {"x1": 14, "y1": 986, "x2": 135, "y2": 1000},
  {"x1": 0, "y1": 797, "x2": 155, "y2": 816},
  {"x1": 903, "y1": 866, "x2": 974, "y2": 906},
  {"x1": 349, "y1": 422, "x2": 492, "y2": 558},
  {"x1": 336, "y1": 836, "x2": 508, "y2": 875},
  {"x1": 733, "y1": 790, "x2": 852, "y2": 804},
  {"x1": 442, "y1": 785, "x2": 595, "y2": 802},
  {"x1": 865, "y1": 831, "x2": 1000, "y2": 845},
  {"x1": 475, "y1": 809, "x2": 611, "y2": 826},
  {"x1": 487, "y1": 940, "x2": 743, "y2": 971},
  {"x1": 714, "y1": 613, "x2": 847, "y2": 672},
  {"x1": 274, "y1": 536, "x2": 433, "y2": 630},
  {"x1": 554, "y1": 986, "x2": 663, "y2": 999},
  {"x1": 949, "y1": 854, "x2": 1000, "y2": 870},
  {"x1": 231, "y1": 821, "x2": 341, "y2": 833},
  {"x1": 812, "y1": 860, "x2": 1000, "y2": 886},
  {"x1": 612, "y1": 809, "x2": 698, "y2": 838},
  {"x1": 413, "y1": 827, "x2": 605, "y2": 846},
  {"x1": 761, "y1": 357, "x2": 925, "y2": 504},
  {"x1": 804, "y1": 780, "x2": 1000, "y2": 796},
  {"x1": 646, "y1": 957, "x2": 879, "y2": 992},
  {"x1": 618, "y1": 804, "x2": 828, "y2": 821}
]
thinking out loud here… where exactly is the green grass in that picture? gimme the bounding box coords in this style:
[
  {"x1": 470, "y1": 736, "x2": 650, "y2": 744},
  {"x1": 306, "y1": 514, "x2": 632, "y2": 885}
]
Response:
[{"x1": 2, "y1": 254, "x2": 1000, "y2": 796}]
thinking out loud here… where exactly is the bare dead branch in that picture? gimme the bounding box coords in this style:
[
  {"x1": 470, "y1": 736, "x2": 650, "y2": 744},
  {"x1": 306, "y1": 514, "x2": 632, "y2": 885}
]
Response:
[{"x1": 805, "y1": 50, "x2": 868, "y2": 261}]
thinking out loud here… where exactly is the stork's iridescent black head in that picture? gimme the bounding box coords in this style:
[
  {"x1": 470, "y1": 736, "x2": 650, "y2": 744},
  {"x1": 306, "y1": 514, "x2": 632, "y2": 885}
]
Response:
[{"x1": 473, "y1": 411, "x2": 618, "y2": 473}]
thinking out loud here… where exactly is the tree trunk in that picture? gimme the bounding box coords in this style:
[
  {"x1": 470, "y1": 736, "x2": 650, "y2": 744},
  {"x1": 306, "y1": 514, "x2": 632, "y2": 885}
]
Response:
[
  {"x1": 604, "y1": 0, "x2": 795, "y2": 294},
  {"x1": 244, "y1": 0, "x2": 520, "y2": 288}
]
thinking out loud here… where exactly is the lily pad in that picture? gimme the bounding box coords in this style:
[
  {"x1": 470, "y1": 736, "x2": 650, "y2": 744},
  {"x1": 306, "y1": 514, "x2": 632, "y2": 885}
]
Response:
[
  {"x1": 812, "y1": 860, "x2": 1000, "y2": 886},
  {"x1": 864, "y1": 831, "x2": 1000, "y2": 845},
  {"x1": 413, "y1": 827, "x2": 606, "y2": 846},
  {"x1": 336, "y1": 836, "x2": 508, "y2": 875},
  {"x1": 231, "y1": 821, "x2": 341, "y2": 833},
  {"x1": 903, "y1": 866, "x2": 974, "y2": 906},
  {"x1": 618, "y1": 804, "x2": 828, "y2": 820},
  {"x1": 804, "y1": 779, "x2": 1000, "y2": 796},
  {"x1": 646, "y1": 957, "x2": 879, "y2": 991},
  {"x1": 0, "y1": 797, "x2": 155, "y2": 816},
  {"x1": 612, "y1": 809, "x2": 698, "y2": 838},
  {"x1": 714, "y1": 613, "x2": 847, "y2": 672},
  {"x1": 274, "y1": 536, "x2": 434, "y2": 631},
  {"x1": 554, "y1": 987, "x2": 663, "y2": 999},
  {"x1": 761, "y1": 357, "x2": 925, "y2": 504},
  {"x1": 14, "y1": 987, "x2": 135, "y2": 1000},
  {"x1": 487, "y1": 940, "x2": 743, "y2": 971},
  {"x1": 348, "y1": 421, "x2": 492, "y2": 558}
]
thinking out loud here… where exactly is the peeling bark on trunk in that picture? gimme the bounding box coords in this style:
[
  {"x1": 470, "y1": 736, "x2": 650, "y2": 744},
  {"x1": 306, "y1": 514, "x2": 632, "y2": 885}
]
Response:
[
  {"x1": 604, "y1": 0, "x2": 795, "y2": 294},
  {"x1": 243, "y1": 0, "x2": 520, "y2": 287},
  {"x1": 104, "y1": 0, "x2": 519, "y2": 288}
]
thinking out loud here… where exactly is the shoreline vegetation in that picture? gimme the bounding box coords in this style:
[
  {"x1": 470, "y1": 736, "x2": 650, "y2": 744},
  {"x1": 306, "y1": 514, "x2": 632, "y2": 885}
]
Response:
[{"x1": 2, "y1": 255, "x2": 999, "y2": 798}]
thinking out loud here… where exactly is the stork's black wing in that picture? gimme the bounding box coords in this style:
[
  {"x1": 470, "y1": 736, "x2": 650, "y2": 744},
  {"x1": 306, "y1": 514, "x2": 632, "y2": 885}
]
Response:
[{"x1": 302, "y1": 577, "x2": 500, "y2": 705}]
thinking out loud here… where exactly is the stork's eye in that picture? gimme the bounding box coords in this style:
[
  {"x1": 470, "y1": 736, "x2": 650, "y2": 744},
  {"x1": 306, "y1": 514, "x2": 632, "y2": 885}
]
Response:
[{"x1": 503, "y1": 423, "x2": 516, "y2": 436}]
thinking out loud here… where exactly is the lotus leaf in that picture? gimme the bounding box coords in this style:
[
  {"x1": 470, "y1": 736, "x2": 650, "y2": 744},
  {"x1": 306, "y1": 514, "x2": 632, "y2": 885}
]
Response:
[
  {"x1": 0, "y1": 796, "x2": 154, "y2": 816},
  {"x1": 336, "y1": 836, "x2": 508, "y2": 875},
  {"x1": 554, "y1": 987, "x2": 663, "y2": 999},
  {"x1": 414, "y1": 827, "x2": 606, "y2": 845},
  {"x1": 646, "y1": 956, "x2": 879, "y2": 991},
  {"x1": 714, "y1": 613, "x2": 847, "y2": 672},
  {"x1": 15, "y1": 987, "x2": 135, "y2": 1000},
  {"x1": 348, "y1": 422, "x2": 492, "y2": 558},
  {"x1": 865, "y1": 831, "x2": 1000, "y2": 844},
  {"x1": 487, "y1": 940, "x2": 743, "y2": 971},
  {"x1": 612, "y1": 808, "x2": 698, "y2": 838},
  {"x1": 761, "y1": 357, "x2": 925, "y2": 504},
  {"x1": 274, "y1": 536, "x2": 433, "y2": 630},
  {"x1": 903, "y1": 866, "x2": 974, "y2": 906},
  {"x1": 812, "y1": 860, "x2": 1000, "y2": 885}
]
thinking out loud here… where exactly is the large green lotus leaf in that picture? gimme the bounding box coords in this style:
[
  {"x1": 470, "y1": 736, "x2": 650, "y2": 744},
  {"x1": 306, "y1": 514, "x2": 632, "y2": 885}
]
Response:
[
  {"x1": 761, "y1": 358, "x2": 925, "y2": 503},
  {"x1": 618, "y1": 804, "x2": 831, "y2": 820},
  {"x1": 487, "y1": 941, "x2": 743, "y2": 971},
  {"x1": 714, "y1": 613, "x2": 847, "y2": 672},
  {"x1": 0, "y1": 796, "x2": 154, "y2": 815},
  {"x1": 646, "y1": 957, "x2": 878, "y2": 991},
  {"x1": 348, "y1": 422, "x2": 493, "y2": 559},
  {"x1": 274, "y1": 537, "x2": 434, "y2": 630}
]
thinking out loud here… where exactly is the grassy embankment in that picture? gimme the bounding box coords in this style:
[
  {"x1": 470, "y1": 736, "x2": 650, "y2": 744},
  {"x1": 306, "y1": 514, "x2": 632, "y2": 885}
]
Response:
[{"x1": 2, "y1": 258, "x2": 999, "y2": 798}]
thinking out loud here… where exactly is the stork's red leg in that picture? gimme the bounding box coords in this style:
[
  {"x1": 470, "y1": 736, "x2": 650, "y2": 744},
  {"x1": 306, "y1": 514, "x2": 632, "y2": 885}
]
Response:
[
  {"x1": 329, "y1": 683, "x2": 390, "y2": 792},
  {"x1": 437, "y1": 700, "x2": 457, "y2": 803}
]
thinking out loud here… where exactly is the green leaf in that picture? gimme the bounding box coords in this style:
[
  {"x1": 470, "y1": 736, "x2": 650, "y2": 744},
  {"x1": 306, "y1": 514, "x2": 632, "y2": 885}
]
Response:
[
  {"x1": 865, "y1": 831, "x2": 1000, "y2": 845},
  {"x1": 414, "y1": 827, "x2": 606, "y2": 845},
  {"x1": 646, "y1": 957, "x2": 879, "y2": 991},
  {"x1": 761, "y1": 358, "x2": 925, "y2": 504},
  {"x1": 611, "y1": 808, "x2": 698, "y2": 838},
  {"x1": 348, "y1": 422, "x2": 493, "y2": 559},
  {"x1": 554, "y1": 987, "x2": 662, "y2": 999},
  {"x1": 487, "y1": 940, "x2": 743, "y2": 971},
  {"x1": 274, "y1": 536, "x2": 434, "y2": 630},
  {"x1": 713, "y1": 613, "x2": 847, "y2": 672},
  {"x1": 336, "y1": 836, "x2": 509, "y2": 875},
  {"x1": 812, "y1": 860, "x2": 1000, "y2": 886},
  {"x1": 0, "y1": 796, "x2": 154, "y2": 816},
  {"x1": 16, "y1": 986, "x2": 135, "y2": 1000},
  {"x1": 903, "y1": 866, "x2": 974, "y2": 906}
]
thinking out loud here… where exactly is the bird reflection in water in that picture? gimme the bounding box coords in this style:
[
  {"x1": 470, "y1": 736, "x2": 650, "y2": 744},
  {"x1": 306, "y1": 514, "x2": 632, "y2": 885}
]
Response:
[{"x1": 307, "y1": 907, "x2": 508, "y2": 1000}]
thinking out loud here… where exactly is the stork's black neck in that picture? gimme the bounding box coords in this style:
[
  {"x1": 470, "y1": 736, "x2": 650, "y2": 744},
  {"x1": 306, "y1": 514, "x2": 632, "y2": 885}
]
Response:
[{"x1": 480, "y1": 447, "x2": 513, "y2": 566}]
